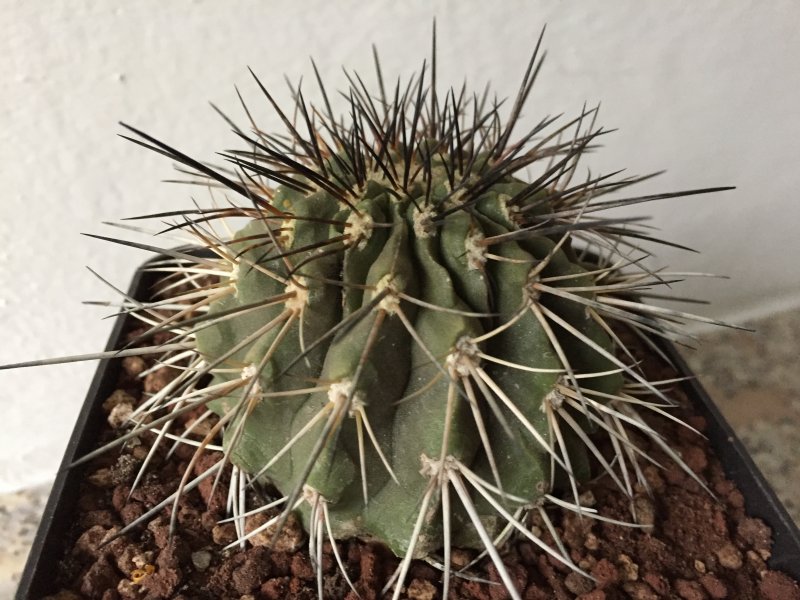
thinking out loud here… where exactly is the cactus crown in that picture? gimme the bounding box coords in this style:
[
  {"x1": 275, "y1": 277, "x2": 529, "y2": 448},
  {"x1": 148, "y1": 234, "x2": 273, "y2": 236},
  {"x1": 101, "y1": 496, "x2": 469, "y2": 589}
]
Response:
[{"x1": 9, "y1": 29, "x2": 735, "y2": 600}]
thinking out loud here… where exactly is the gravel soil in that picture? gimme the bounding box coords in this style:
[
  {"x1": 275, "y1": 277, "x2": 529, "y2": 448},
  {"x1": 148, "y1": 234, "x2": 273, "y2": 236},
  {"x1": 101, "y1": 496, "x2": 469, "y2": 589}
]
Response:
[{"x1": 40, "y1": 322, "x2": 800, "y2": 600}]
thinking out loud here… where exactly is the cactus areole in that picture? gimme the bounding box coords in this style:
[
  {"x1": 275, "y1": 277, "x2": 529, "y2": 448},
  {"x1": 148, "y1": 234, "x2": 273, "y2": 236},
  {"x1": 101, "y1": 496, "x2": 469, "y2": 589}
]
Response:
[{"x1": 20, "y1": 28, "x2": 733, "y2": 599}]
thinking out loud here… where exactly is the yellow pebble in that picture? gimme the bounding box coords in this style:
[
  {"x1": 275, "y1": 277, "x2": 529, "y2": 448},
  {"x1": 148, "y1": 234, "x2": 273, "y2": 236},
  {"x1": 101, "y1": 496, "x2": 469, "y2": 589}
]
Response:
[{"x1": 131, "y1": 564, "x2": 156, "y2": 584}]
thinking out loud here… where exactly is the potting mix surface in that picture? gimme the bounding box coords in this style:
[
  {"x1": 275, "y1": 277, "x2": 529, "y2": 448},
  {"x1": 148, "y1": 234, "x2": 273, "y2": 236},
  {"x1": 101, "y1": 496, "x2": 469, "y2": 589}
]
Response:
[{"x1": 13, "y1": 307, "x2": 796, "y2": 600}]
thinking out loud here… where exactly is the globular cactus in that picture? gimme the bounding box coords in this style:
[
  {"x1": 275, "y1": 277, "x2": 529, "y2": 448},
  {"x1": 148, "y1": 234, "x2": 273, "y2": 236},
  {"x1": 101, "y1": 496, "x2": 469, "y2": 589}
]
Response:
[
  {"x1": 8, "y1": 29, "x2": 734, "y2": 600},
  {"x1": 192, "y1": 149, "x2": 622, "y2": 556},
  {"x1": 194, "y1": 155, "x2": 626, "y2": 564}
]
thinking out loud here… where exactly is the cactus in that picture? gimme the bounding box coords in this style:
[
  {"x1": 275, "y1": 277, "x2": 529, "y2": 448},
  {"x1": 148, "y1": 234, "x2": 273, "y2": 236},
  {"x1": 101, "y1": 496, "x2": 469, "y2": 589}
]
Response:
[
  {"x1": 194, "y1": 163, "x2": 626, "y2": 559},
  {"x1": 5, "y1": 29, "x2": 735, "y2": 600}
]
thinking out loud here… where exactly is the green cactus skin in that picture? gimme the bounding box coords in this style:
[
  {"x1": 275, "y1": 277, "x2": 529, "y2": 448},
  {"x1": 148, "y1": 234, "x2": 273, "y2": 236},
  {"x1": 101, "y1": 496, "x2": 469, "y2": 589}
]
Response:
[
  {"x1": 7, "y1": 29, "x2": 731, "y2": 600},
  {"x1": 194, "y1": 168, "x2": 622, "y2": 559}
]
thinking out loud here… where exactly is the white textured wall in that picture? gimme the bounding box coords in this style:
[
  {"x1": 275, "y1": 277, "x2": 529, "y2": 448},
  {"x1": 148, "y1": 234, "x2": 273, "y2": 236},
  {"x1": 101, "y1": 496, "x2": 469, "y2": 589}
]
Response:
[{"x1": 1, "y1": 0, "x2": 799, "y2": 491}]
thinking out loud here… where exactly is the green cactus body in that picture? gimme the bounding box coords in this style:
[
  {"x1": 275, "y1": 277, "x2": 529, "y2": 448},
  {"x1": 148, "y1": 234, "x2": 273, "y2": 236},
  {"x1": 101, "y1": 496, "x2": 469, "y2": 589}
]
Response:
[{"x1": 195, "y1": 166, "x2": 622, "y2": 557}]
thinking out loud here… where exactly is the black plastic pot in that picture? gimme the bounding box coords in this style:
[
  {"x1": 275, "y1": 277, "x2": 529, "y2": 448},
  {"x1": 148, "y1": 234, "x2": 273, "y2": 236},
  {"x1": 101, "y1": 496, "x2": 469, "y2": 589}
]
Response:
[{"x1": 15, "y1": 257, "x2": 800, "y2": 599}]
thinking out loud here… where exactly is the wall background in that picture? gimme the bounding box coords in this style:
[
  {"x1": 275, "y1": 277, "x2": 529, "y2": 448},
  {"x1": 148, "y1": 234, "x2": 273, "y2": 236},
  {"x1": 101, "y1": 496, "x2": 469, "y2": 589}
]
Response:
[{"x1": 1, "y1": 0, "x2": 798, "y2": 492}]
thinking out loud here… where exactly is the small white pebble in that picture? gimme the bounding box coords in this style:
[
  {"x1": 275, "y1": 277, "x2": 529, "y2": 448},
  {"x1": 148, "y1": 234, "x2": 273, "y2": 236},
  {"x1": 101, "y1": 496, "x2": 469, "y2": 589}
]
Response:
[
  {"x1": 449, "y1": 548, "x2": 472, "y2": 569},
  {"x1": 716, "y1": 543, "x2": 743, "y2": 569},
  {"x1": 695, "y1": 559, "x2": 707, "y2": 573},
  {"x1": 578, "y1": 490, "x2": 596, "y2": 507},
  {"x1": 617, "y1": 553, "x2": 639, "y2": 581},
  {"x1": 246, "y1": 512, "x2": 305, "y2": 552},
  {"x1": 584, "y1": 532, "x2": 599, "y2": 551},
  {"x1": 107, "y1": 402, "x2": 133, "y2": 429},
  {"x1": 191, "y1": 550, "x2": 212, "y2": 571},
  {"x1": 132, "y1": 552, "x2": 153, "y2": 569},
  {"x1": 87, "y1": 468, "x2": 114, "y2": 488}
]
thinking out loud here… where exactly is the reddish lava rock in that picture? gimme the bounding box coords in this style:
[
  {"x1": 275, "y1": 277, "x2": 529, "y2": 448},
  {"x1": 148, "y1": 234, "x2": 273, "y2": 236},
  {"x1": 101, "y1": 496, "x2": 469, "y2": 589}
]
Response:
[{"x1": 760, "y1": 571, "x2": 800, "y2": 600}]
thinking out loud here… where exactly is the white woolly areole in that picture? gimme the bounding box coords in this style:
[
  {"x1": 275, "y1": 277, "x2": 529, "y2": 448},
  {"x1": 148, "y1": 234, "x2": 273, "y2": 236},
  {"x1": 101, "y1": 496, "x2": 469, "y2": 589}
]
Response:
[
  {"x1": 284, "y1": 277, "x2": 309, "y2": 314},
  {"x1": 497, "y1": 193, "x2": 522, "y2": 226},
  {"x1": 328, "y1": 379, "x2": 364, "y2": 417},
  {"x1": 412, "y1": 205, "x2": 437, "y2": 239},
  {"x1": 241, "y1": 364, "x2": 258, "y2": 380},
  {"x1": 347, "y1": 395, "x2": 365, "y2": 418},
  {"x1": 345, "y1": 210, "x2": 374, "y2": 249},
  {"x1": 373, "y1": 274, "x2": 400, "y2": 314},
  {"x1": 541, "y1": 387, "x2": 565, "y2": 411},
  {"x1": 419, "y1": 453, "x2": 457, "y2": 478},
  {"x1": 444, "y1": 186, "x2": 468, "y2": 209},
  {"x1": 229, "y1": 261, "x2": 241, "y2": 294},
  {"x1": 328, "y1": 379, "x2": 359, "y2": 407},
  {"x1": 302, "y1": 483, "x2": 324, "y2": 504},
  {"x1": 465, "y1": 229, "x2": 487, "y2": 270},
  {"x1": 525, "y1": 272, "x2": 542, "y2": 302},
  {"x1": 445, "y1": 336, "x2": 481, "y2": 377},
  {"x1": 240, "y1": 364, "x2": 263, "y2": 396},
  {"x1": 280, "y1": 216, "x2": 297, "y2": 248}
]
